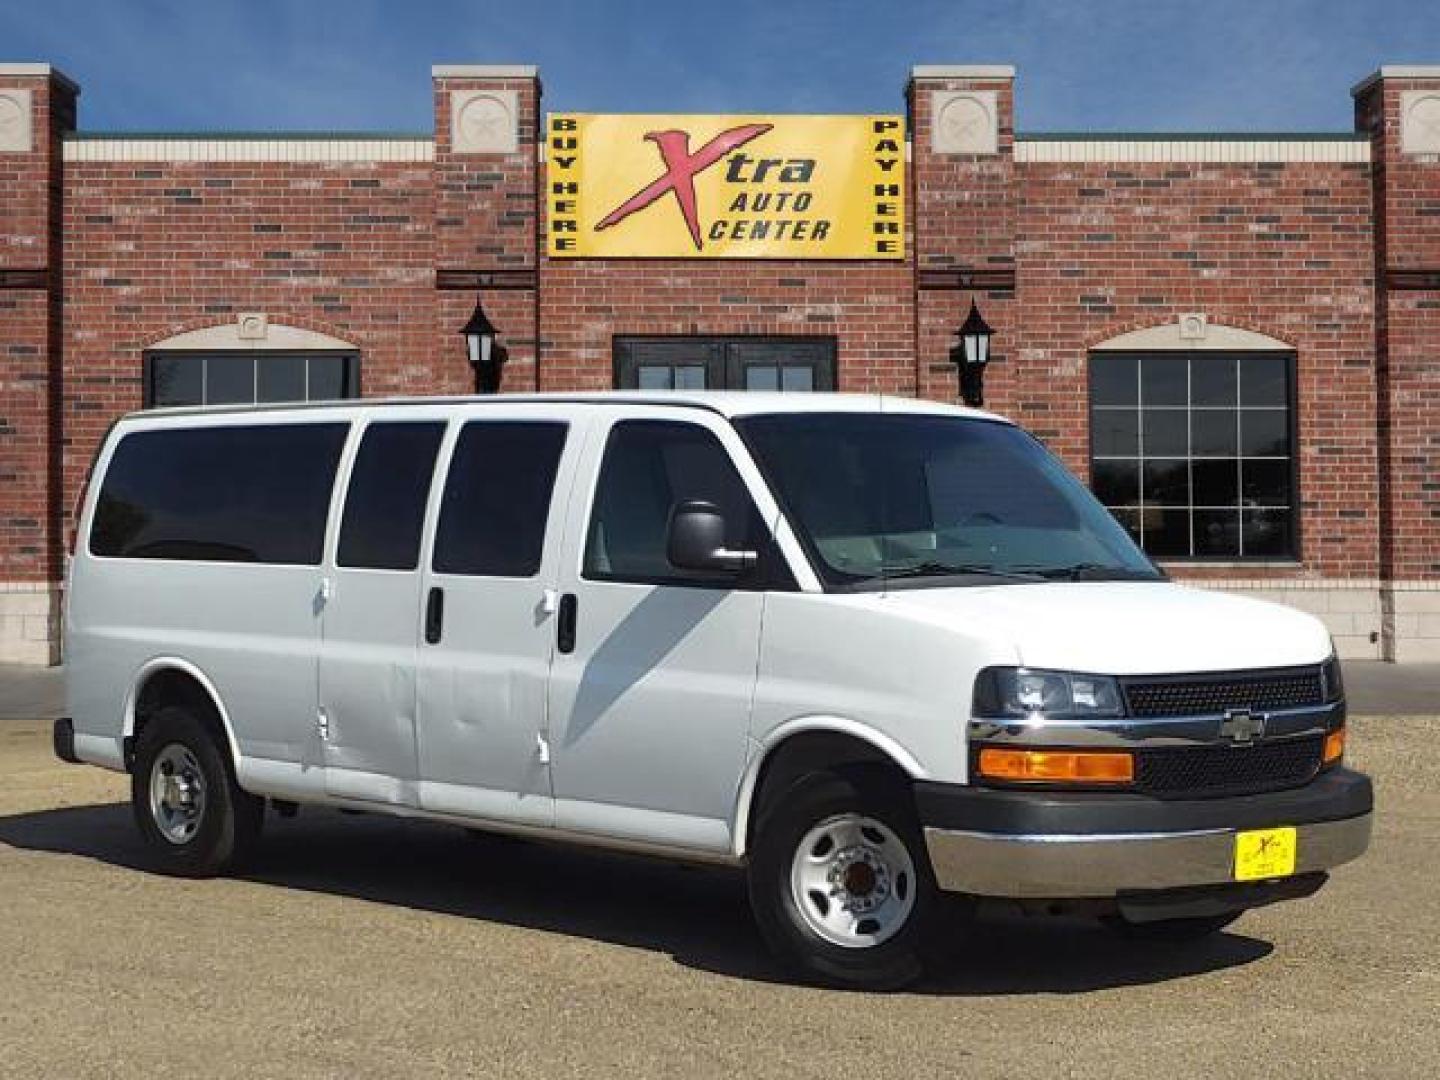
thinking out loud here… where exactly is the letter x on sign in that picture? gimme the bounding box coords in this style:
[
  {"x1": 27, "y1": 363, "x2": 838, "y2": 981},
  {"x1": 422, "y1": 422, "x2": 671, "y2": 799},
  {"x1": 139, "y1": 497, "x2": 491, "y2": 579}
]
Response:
[{"x1": 596, "y1": 124, "x2": 773, "y2": 251}]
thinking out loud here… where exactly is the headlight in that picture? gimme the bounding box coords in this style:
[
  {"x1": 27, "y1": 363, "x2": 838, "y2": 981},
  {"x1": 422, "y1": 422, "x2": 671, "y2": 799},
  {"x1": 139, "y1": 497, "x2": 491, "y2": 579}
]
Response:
[{"x1": 973, "y1": 667, "x2": 1125, "y2": 719}]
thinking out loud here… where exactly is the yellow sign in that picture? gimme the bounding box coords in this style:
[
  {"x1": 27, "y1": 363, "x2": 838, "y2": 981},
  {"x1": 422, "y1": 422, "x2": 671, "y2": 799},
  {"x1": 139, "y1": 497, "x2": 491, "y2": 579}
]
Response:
[
  {"x1": 547, "y1": 113, "x2": 905, "y2": 259},
  {"x1": 1234, "y1": 826, "x2": 1298, "y2": 882}
]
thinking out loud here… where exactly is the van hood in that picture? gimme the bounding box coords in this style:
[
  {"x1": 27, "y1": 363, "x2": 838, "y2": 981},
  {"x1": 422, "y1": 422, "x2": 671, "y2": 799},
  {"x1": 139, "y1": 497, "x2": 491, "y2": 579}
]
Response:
[{"x1": 869, "y1": 581, "x2": 1332, "y2": 675}]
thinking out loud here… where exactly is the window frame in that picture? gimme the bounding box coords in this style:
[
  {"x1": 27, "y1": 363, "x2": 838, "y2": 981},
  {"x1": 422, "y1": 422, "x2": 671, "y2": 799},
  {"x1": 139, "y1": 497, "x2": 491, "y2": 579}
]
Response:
[
  {"x1": 1087, "y1": 348, "x2": 1301, "y2": 563},
  {"x1": 142, "y1": 349, "x2": 362, "y2": 409},
  {"x1": 579, "y1": 417, "x2": 794, "y2": 592}
]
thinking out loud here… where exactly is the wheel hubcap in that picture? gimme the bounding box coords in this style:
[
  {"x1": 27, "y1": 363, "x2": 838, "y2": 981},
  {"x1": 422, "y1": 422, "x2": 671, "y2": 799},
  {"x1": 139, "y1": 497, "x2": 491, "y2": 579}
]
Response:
[
  {"x1": 148, "y1": 744, "x2": 207, "y2": 845},
  {"x1": 790, "y1": 813, "x2": 916, "y2": 948}
]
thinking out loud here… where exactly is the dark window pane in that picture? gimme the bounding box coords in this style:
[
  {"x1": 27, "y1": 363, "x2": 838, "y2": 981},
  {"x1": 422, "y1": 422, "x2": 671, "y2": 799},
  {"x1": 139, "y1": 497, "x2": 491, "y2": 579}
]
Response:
[
  {"x1": 1192, "y1": 459, "x2": 1239, "y2": 507},
  {"x1": 1091, "y1": 409, "x2": 1139, "y2": 457},
  {"x1": 1141, "y1": 409, "x2": 1188, "y2": 457},
  {"x1": 337, "y1": 422, "x2": 444, "y2": 570},
  {"x1": 434, "y1": 422, "x2": 567, "y2": 577},
  {"x1": 1193, "y1": 509, "x2": 1241, "y2": 557},
  {"x1": 1190, "y1": 357, "x2": 1237, "y2": 408},
  {"x1": 674, "y1": 365, "x2": 707, "y2": 390},
  {"x1": 1140, "y1": 356, "x2": 1187, "y2": 407},
  {"x1": 257, "y1": 355, "x2": 307, "y2": 403},
  {"x1": 148, "y1": 356, "x2": 204, "y2": 407},
  {"x1": 207, "y1": 355, "x2": 255, "y2": 405},
  {"x1": 1241, "y1": 410, "x2": 1290, "y2": 456},
  {"x1": 781, "y1": 366, "x2": 815, "y2": 392},
  {"x1": 90, "y1": 424, "x2": 347, "y2": 563},
  {"x1": 1091, "y1": 460, "x2": 1139, "y2": 506},
  {"x1": 309, "y1": 355, "x2": 357, "y2": 400},
  {"x1": 1108, "y1": 506, "x2": 1142, "y2": 545},
  {"x1": 1242, "y1": 508, "x2": 1293, "y2": 557},
  {"x1": 1143, "y1": 459, "x2": 1190, "y2": 506},
  {"x1": 637, "y1": 365, "x2": 671, "y2": 390},
  {"x1": 1191, "y1": 409, "x2": 1238, "y2": 457},
  {"x1": 1144, "y1": 509, "x2": 1191, "y2": 557},
  {"x1": 1090, "y1": 354, "x2": 1138, "y2": 407},
  {"x1": 745, "y1": 366, "x2": 780, "y2": 391},
  {"x1": 584, "y1": 421, "x2": 757, "y2": 584},
  {"x1": 1241, "y1": 459, "x2": 1291, "y2": 506},
  {"x1": 1240, "y1": 355, "x2": 1289, "y2": 407}
]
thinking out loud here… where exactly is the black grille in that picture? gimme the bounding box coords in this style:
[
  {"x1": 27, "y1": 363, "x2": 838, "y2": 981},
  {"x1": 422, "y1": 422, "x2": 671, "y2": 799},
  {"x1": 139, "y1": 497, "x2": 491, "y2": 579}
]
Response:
[
  {"x1": 1122, "y1": 667, "x2": 1324, "y2": 718},
  {"x1": 1134, "y1": 736, "x2": 1324, "y2": 798}
]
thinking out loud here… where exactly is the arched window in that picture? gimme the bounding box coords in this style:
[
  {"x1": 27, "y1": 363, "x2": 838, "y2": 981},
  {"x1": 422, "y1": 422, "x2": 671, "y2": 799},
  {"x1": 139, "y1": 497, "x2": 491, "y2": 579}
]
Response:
[
  {"x1": 143, "y1": 323, "x2": 360, "y2": 408},
  {"x1": 1088, "y1": 323, "x2": 1297, "y2": 561}
]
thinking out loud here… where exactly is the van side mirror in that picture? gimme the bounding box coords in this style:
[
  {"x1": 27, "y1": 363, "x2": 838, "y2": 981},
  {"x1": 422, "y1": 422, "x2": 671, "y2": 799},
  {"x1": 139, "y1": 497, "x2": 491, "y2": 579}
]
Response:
[{"x1": 666, "y1": 500, "x2": 758, "y2": 574}]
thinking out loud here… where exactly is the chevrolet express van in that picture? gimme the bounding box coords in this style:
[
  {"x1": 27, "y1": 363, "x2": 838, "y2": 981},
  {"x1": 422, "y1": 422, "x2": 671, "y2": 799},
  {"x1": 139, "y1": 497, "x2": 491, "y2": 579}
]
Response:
[{"x1": 57, "y1": 393, "x2": 1372, "y2": 989}]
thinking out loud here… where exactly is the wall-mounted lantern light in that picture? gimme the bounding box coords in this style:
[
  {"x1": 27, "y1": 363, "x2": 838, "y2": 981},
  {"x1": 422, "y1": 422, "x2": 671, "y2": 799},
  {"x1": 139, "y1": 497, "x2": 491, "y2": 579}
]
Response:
[
  {"x1": 949, "y1": 300, "x2": 994, "y2": 408},
  {"x1": 461, "y1": 296, "x2": 506, "y2": 394}
]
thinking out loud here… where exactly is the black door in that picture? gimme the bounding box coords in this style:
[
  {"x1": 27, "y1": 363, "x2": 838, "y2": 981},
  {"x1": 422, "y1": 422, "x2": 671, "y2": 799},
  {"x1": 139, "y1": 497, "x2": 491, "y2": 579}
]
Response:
[{"x1": 614, "y1": 337, "x2": 836, "y2": 392}]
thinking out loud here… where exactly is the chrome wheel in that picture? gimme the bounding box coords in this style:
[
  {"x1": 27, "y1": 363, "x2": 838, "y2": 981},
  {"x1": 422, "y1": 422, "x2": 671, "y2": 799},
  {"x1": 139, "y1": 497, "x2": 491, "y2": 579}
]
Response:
[
  {"x1": 148, "y1": 743, "x2": 207, "y2": 845},
  {"x1": 789, "y1": 813, "x2": 917, "y2": 949}
]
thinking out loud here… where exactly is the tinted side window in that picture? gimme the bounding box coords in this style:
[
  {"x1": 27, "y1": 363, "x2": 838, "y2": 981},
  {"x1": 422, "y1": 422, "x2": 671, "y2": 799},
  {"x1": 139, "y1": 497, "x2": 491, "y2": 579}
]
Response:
[
  {"x1": 90, "y1": 423, "x2": 348, "y2": 564},
  {"x1": 433, "y1": 422, "x2": 568, "y2": 577},
  {"x1": 584, "y1": 421, "x2": 760, "y2": 585},
  {"x1": 337, "y1": 422, "x2": 445, "y2": 571}
]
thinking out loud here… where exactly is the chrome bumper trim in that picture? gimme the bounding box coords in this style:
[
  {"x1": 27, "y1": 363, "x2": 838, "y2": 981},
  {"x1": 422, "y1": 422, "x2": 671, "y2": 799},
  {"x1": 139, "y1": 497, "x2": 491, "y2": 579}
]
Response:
[{"x1": 923, "y1": 811, "x2": 1371, "y2": 898}]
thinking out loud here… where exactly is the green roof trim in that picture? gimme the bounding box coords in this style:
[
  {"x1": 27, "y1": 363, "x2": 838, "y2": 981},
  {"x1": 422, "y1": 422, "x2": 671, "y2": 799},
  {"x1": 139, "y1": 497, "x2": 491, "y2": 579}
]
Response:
[
  {"x1": 66, "y1": 131, "x2": 432, "y2": 141},
  {"x1": 1018, "y1": 131, "x2": 1369, "y2": 142}
]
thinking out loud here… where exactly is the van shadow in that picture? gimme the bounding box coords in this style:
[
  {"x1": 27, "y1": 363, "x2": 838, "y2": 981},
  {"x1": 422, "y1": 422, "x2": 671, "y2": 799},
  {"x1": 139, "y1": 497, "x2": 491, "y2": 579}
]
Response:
[{"x1": 0, "y1": 802, "x2": 1273, "y2": 994}]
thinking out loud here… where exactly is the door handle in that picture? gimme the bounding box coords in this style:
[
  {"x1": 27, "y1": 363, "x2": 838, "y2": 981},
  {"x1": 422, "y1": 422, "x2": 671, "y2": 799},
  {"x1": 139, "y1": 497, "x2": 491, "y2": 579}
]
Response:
[
  {"x1": 424, "y1": 586, "x2": 444, "y2": 645},
  {"x1": 557, "y1": 593, "x2": 577, "y2": 654}
]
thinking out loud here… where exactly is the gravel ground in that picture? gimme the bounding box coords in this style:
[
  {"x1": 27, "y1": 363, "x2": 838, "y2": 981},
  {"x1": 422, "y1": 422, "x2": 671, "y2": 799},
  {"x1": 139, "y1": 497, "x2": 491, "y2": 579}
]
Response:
[{"x1": 0, "y1": 716, "x2": 1435, "y2": 1079}]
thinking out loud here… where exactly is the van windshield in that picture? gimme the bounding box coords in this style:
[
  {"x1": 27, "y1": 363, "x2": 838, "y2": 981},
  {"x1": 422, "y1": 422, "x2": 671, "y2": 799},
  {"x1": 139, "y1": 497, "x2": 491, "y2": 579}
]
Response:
[{"x1": 735, "y1": 412, "x2": 1161, "y2": 591}]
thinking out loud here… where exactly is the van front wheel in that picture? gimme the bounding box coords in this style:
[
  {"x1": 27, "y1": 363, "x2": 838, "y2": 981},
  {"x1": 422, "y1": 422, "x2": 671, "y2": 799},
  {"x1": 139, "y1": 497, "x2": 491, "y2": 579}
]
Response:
[
  {"x1": 748, "y1": 770, "x2": 954, "y2": 990},
  {"x1": 131, "y1": 706, "x2": 263, "y2": 878}
]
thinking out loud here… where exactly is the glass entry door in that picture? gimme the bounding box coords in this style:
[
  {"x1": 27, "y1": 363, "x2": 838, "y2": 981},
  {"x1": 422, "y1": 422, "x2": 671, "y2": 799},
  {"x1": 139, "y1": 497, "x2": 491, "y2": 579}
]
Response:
[{"x1": 614, "y1": 337, "x2": 836, "y2": 392}]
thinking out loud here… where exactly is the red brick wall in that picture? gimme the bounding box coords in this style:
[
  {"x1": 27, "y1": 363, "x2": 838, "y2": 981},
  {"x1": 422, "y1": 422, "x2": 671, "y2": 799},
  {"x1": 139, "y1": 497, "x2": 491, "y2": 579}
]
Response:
[
  {"x1": 1357, "y1": 75, "x2": 1440, "y2": 583},
  {"x1": 0, "y1": 71, "x2": 73, "y2": 582}
]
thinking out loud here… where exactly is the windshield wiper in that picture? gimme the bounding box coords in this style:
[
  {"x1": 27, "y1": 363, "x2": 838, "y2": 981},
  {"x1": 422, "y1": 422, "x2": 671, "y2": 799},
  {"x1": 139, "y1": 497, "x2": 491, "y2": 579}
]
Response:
[
  {"x1": 1012, "y1": 562, "x2": 1161, "y2": 581},
  {"x1": 869, "y1": 561, "x2": 1045, "y2": 583}
]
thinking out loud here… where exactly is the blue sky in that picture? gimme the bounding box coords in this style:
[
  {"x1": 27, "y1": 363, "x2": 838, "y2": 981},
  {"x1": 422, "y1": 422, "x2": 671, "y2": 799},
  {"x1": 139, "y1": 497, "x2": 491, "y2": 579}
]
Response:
[{"x1": 3, "y1": 0, "x2": 1438, "y2": 132}]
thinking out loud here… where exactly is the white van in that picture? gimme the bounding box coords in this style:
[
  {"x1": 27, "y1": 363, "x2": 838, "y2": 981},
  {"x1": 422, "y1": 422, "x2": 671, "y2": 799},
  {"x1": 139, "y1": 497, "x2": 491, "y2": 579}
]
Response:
[{"x1": 57, "y1": 393, "x2": 1371, "y2": 989}]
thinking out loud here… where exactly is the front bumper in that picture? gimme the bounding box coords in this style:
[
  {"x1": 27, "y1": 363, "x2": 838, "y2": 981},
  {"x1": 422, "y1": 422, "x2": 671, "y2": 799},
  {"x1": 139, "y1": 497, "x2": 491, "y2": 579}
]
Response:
[{"x1": 917, "y1": 767, "x2": 1372, "y2": 899}]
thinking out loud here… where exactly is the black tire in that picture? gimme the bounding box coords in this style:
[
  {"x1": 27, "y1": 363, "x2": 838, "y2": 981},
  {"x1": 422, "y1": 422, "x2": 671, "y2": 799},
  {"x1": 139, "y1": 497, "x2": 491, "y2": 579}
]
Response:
[
  {"x1": 747, "y1": 768, "x2": 962, "y2": 991},
  {"x1": 130, "y1": 705, "x2": 263, "y2": 878},
  {"x1": 1101, "y1": 911, "x2": 1242, "y2": 942}
]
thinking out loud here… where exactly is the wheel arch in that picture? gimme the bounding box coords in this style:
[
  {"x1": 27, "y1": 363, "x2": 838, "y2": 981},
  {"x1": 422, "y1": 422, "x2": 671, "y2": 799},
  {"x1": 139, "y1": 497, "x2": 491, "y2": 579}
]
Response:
[
  {"x1": 732, "y1": 718, "x2": 927, "y2": 860},
  {"x1": 122, "y1": 658, "x2": 242, "y2": 773}
]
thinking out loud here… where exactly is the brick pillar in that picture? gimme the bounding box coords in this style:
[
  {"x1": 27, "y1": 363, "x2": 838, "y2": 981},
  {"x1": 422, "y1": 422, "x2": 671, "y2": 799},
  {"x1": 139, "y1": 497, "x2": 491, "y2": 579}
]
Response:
[
  {"x1": 908, "y1": 65, "x2": 1018, "y2": 410},
  {"x1": 1354, "y1": 66, "x2": 1440, "y2": 660},
  {"x1": 432, "y1": 65, "x2": 540, "y2": 394},
  {"x1": 0, "y1": 63, "x2": 76, "y2": 664}
]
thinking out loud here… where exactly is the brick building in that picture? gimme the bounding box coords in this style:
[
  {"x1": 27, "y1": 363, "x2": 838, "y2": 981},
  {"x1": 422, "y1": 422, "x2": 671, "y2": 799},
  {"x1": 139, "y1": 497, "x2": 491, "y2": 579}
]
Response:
[{"x1": 1, "y1": 61, "x2": 1437, "y2": 664}]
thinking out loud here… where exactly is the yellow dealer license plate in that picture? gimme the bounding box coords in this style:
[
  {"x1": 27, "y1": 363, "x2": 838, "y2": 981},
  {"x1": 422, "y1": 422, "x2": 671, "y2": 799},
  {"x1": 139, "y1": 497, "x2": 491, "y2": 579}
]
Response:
[{"x1": 1234, "y1": 827, "x2": 1298, "y2": 882}]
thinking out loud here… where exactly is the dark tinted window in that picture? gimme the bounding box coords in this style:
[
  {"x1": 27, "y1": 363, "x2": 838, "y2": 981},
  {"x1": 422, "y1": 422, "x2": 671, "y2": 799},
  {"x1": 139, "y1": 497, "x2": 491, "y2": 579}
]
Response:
[
  {"x1": 337, "y1": 422, "x2": 445, "y2": 571},
  {"x1": 433, "y1": 422, "x2": 567, "y2": 577},
  {"x1": 90, "y1": 424, "x2": 348, "y2": 563},
  {"x1": 144, "y1": 353, "x2": 359, "y2": 408},
  {"x1": 1090, "y1": 351, "x2": 1296, "y2": 559},
  {"x1": 584, "y1": 421, "x2": 759, "y2": 585}
]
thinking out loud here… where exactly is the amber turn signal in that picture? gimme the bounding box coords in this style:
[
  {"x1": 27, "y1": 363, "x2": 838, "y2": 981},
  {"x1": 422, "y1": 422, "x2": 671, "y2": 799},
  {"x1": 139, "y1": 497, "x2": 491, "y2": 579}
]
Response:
[
  {"x1": 977, "y1": 748, "x2": 1134, "y2": 785},
  {"x1": 1323, "y1": 727, "x2": 1346, "y2": 765}
]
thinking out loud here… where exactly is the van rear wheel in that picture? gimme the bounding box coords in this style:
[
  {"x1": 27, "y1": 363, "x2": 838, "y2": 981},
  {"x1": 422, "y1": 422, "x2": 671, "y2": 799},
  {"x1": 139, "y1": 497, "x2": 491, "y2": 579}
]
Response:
[
  {"x1": 131, "y1": 705, "x2": 263, "y2": 878},
  {"x1": 748, "y1": 769, "x2": 959, "y2": 990}
]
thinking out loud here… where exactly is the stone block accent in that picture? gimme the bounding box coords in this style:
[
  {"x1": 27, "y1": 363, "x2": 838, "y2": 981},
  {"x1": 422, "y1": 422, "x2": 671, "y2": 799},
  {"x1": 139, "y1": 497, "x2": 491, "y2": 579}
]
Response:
[
  {"x1": 1186, "y1": 580, "x2": 1385, "y2": 661},
  {"x1": 0, "y1": 583, "x2": 60, "y2": 665}
]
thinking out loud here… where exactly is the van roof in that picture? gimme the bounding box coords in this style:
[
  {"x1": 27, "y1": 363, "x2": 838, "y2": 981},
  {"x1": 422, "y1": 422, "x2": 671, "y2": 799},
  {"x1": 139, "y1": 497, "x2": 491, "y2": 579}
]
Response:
[{"x1": 128, "y1": 391, "x2": 1010, "y2": 424}]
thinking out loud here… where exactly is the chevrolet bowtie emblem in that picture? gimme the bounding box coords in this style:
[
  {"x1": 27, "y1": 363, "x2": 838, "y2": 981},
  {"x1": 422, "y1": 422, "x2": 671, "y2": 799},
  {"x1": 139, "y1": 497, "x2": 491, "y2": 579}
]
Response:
[
  {"x1": 1219, "y1": 708, "x2": 1267, "y2": 744},
  {"x1": 596, "y1": 123, "x2": 773, "y2": 251}
]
